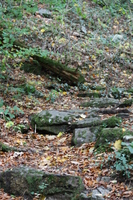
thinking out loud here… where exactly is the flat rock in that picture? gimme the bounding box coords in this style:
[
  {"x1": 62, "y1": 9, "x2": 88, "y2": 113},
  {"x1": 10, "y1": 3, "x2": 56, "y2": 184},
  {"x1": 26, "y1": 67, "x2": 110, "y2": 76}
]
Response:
[
  {"x1": 30, "y1": 110, "x2": 100, "y2": 135},
  {"x1": 72, "y1": 127, "x2": 96, "y2": 146},
  {"x1": 36, "y1": 9, "x2": 52, "y2": 18},
  {"x1": 0, "y1": 167, "x2": 85, "y2": 200},
  {"x1": 91, "y1": 186, "x2": 110, "y2": 200},
  {"x1": 81, "y1": 98, "x2": 119, "y2": 108}
]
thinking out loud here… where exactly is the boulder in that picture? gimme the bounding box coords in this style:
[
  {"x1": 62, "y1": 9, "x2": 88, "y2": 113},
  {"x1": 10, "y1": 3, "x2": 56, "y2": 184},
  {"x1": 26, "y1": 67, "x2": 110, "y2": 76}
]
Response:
[
  {"x1": 36, "y1": 9, "x2": 52, "y2": 18},
  {"x1": 0, "y1": 167, "x2": 85, "y2": 200},
  {"x1": 72, "y1": 127, "x2": 96, "y2": 146},
  {"x1": 80, "y1": 98, "x2": 119, "y2": 108},
  {"x1": 30, "y1": 110, "x2": 100, "y2": 135}
]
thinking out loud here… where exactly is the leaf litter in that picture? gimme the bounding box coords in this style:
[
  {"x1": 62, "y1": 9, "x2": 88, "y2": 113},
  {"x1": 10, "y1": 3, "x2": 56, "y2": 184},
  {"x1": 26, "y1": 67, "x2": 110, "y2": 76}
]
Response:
[{"x1": 0, "y1": 0, "x2": 133, "y2": 199}]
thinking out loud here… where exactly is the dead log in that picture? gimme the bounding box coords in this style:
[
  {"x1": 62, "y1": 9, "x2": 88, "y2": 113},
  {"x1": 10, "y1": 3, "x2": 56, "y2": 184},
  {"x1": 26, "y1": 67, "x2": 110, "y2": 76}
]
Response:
[
  {"x1": 0, "y1": 27, "x2": 84, "y2": 85},
  {"x1": 33, "y1": 55, "x2": 85, "y2": 85}
]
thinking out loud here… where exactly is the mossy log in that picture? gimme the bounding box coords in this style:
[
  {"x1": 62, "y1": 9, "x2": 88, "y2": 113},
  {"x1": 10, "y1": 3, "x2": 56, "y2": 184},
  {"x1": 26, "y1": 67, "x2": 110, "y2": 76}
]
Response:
[
  {"x1": 0, "y1": 27, "x2": 84, "y2": 85},
  {"x1": 33, "y1": 55, "x2": 85, "y2": 85}
]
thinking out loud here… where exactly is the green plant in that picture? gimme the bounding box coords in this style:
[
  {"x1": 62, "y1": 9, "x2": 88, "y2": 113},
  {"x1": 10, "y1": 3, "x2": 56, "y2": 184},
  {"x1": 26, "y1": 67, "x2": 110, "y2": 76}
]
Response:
[
  {"x1": 73, "y1": 3, "x2": 87, "y2": 19},
  {"x1": 24, "y1": 84, "x2": 36, "y2": 95},
  {"x1": 0, "y1": 102, "x2": 24, "y2": 121},
  {"x1": 5, "y1": 121, "x2": 14, "y2": 129},
  {"x1": 122, "y1": 141, "x2": 133, "y2": 154},
  {"x1": 110, "y1": 87, "x2": 125, "y2": 99},
  {"x1": 0, "y1": 99, "x2": 4, "y2": 107},
  {"x1": 42, "y1": 0, "x2": 67, "y2": 10},
  {"x1": 0, "y1": 0, "x2": 47, "y2": 73},
  {"x1": 103, "y1": 116, "x2": 122, "y2": 127},
  {"x1": 39, "y1": 182, "x2": 48, "y2": 192},
  {"x1": 13, "y1": 124, "x2": 26, "y2": 132},
  {"x1": 46, "y1": 90, "x2": 59, "y2": 103},
  {"x1": 106, "y1": 142, "x2": 133, "y2": 178}
]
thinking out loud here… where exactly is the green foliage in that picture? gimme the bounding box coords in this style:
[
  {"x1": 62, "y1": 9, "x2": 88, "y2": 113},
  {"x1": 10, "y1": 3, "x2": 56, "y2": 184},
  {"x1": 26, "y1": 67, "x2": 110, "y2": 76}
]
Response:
[
  {"x1": 92, "y1": 0, "x2": 132, "y2": 16},
  {"x1": 39, "y1": 182, "x2": 48, "y2": 192},
  {"x1": 0, "y1": 0, "x2": 48, "y2": 75},
  {"x1": 73, "y1": 2, "x2": 87, "y2": 19},
  {"x1": 0, "y1": 99, "x2": 4, "y2": 107},
  {"x1": 5, "y1": 121, "x2": 14, "y2": 129},
  {"x1": 46, "y1": 90, "x2": 59, "y2": 103},
  {"x1": 110, "y1": 87, "x2": 125, "y2": 99},
  {"x1": 13, "y1": 124, "x2": 26, "y2": 132},
  {"x1": 1, "y1": 0, "x2": 38, "y2": 18},
  {"x1": 0, "y1": 72, "x2": 5, "y2": 80},
  {"x1": 106, "y1": 142, "x2": 133, "y2": 178},
  {"x1": 78, "y1": 83, "x2": 88, "y2": 91},
  {"x1": 60, "y1": 83, "x2": 70, "y2": 91},
  {"x1": 24, "y1": 84, "x2": 36, "y2": 95},
  {"x1": 4, "y1": 84, "x2": 43, "y2": 100},
  {"x1": 42, "y1": 0, "x2": 67, "y2": 10},
  {"x1": 122, "y1": 141, "x2": 133, "y2": 154},
  {"x1": 92, "y1": 0, "x2": 106, "y2": 7},
  {"x1": 0, "y1": 100, "x2": 24, "y2": 121}
]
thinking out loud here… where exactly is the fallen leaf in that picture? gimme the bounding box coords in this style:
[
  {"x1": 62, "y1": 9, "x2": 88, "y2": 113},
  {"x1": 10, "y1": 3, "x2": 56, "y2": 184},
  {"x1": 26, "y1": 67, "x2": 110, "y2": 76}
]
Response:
[
  {"x1": 114, "y1": 140, "x2": 122, "y2": 150},
  {"x1": 57, "y1": 132, "x2": 64, "y2": 137},
  {"x1": 58, "y1": 38, "x2": 67, "y2": 44},
  {"x1": 43, "y1": 146, "x2": 50, "y2": 151},
  {"x1": 40, "y1": 29, "x2": 45, "y2": 33},
  {"x1": 46, "y1": 135, "x2": 56, "y2": 140},
  {"x1": 89, "y1": 147, "x2": 95, "y2": 153},
  {"x1": 58, "y1": 137, "x2": 66, "y2": 143},
  {"x1": 5, "y1": 121, "x2": 14, "y2": 128},
  {"x1": 80, "y1": 114, "x2": 86, "y2": 119},
  {"x1": 63, "y1": 91, "x2": 67, "y2": 95}
]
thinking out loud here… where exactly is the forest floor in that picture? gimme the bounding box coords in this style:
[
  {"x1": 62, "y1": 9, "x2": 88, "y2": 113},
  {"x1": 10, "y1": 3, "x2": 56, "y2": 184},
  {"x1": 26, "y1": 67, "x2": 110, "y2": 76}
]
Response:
[{"x1": 0, "y1": 0, "x2": 133, "y2": 199}]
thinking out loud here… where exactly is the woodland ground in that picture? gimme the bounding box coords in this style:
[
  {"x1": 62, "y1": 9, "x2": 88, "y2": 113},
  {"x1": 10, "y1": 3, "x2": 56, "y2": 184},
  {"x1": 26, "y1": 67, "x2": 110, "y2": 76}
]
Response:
[{"x1": 0, "y1": 0, "x2": 133, "y2": 199}]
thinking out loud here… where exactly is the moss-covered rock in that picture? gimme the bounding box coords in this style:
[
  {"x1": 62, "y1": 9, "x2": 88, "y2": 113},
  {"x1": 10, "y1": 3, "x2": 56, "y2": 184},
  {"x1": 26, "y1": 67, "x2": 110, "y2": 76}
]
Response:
[
  {"x1": 95, "y1": 127, "x2": 133, "y2": 152},
  {"x1": 0, "y1": 167, "x2": 85, "y2": 200},
  {"x1": 119, "y1": 99, "x2": 133, "y2": 107},
  {"x1": 72, "y1": 127, "x2": 96, "y2": 147},
  {"x1": 78, "y1": 92, "x2": 102, "y2": 98},
  {"x1": 80, "y1": 98, "x2": 119, "y2": 108},
  {"x1": 102, "y1": 116, "x2": 122, "y2": 128},
  {"x1": 30, "y1": 110, "x2": 101, "y2": 135}
]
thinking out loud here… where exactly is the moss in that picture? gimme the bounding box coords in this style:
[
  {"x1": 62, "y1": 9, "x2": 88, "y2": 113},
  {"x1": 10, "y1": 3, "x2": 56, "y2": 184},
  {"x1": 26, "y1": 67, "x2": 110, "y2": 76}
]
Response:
[
  {"x1": 64, "y1": 116, "x2": 70, "y2": 122},
  {"x1": 81, "y1": 98, "x2": 119, "y2": 108},
  {"x1": 41, "y1": 112, "x2": 53, "y2": 125},
  {"x1": 41, "y1": 175, "x2": 77, "y2": 195},
  {"x1": 0, "y1": 142, "x2": 12, "y2": 152},
  {"x1": 78, "y1": 92, "x2": 102, "y2": 98},
  {"x1": 122, "y1": 99, "x2": 132, "y2": 106},
  {"x1": 102, "y1": 116, "x2": 122, "y2": 128},
  {"x1": 90, "y1": 85, "x2": 105, "y2": 91},
  {"x1": 72, "y1": 178, "x2": 85, "y2": 200},
  {"x1": 127, "y1": 88, "x2": 133, "y2": 93},
  {"x1": 55, "y1": 116, "x2": 61, "y2": 123},
  {"x1": 26, "y1": 173, "x2": 42, "y2": 192},
  {"x1": 81, "y1": 130, "x2": 87, "y2": 138},
  {"x1": 21, "y1": 60, "x2": 42, "y2": 75},
  {"x1": 33, "y1": 56, "x2": 85, "y2": 84},
  {"x1": 31, "y1": 111, "x2": 54, "y2": 127},
  {"x1": 95, "y1": 128, "x2": 133, "y2": 152},
  {"x1": 0, "y1": 166, "x2": 84, "y2": 199},
  {"x1": 73, "y1": 138, "x2": 77, "y2": 145}
]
